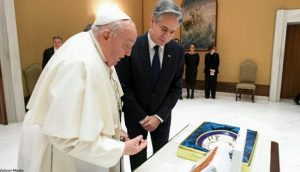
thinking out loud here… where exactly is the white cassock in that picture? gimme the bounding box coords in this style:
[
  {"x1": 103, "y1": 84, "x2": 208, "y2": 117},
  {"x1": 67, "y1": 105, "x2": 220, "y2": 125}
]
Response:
[{"x1": 18, "y1": 31, "x2": 125, "y2": 172}]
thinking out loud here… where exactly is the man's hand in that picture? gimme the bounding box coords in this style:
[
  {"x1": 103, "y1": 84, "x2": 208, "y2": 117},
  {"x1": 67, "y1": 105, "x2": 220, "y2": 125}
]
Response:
[
  {"x1": 120, "y1": 129, "x2": 129, "y2": 141},
  {"x1": 123, "y1": 135, "x2": 147, "y2": 155},
  {"x1": 141, "y1": 115, "x2": 161, "y2": 132},
  {"x1": 210, "y1": 69, "x2": 215, "y2": 76}
]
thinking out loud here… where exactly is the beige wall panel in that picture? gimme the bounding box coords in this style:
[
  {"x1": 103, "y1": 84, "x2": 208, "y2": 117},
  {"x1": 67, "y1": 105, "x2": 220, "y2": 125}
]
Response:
[
  {"x1": 143, "y1": 0, "x2": 300, "y2": 85},
  {"x1": 14, "y1": 0, "x2": 142, "y2": 95},
  {"x1": 15, "y1": 0, "x2": 142, "y2": 70},
  {"x1": 14, "y1": 0, "x2": 300, "y2": 94},
  {"x1": 115, "y1": 0, "x2": 143, "y2": 35}
]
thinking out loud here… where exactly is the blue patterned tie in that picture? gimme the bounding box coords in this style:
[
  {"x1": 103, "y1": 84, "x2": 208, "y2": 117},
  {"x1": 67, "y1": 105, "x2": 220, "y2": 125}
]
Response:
[{"x1": 152, "y1": 45, "x2": 160, "y2": 85}]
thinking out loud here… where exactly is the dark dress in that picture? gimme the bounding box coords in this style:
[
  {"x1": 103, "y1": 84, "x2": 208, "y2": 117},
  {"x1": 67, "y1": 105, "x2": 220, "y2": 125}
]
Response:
[
  {"x1": 185, "y1": 53, "x2": 199, "y2": 85},
  {"x1": 204, "y1": 52, "x2": 220, "y2": 98}
]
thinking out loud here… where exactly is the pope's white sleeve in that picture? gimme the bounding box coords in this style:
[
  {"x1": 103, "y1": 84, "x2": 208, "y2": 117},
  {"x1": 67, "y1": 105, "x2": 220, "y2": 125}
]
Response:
[{"x1": 48, "y1": 135, "x2": 125, "y2": 168}]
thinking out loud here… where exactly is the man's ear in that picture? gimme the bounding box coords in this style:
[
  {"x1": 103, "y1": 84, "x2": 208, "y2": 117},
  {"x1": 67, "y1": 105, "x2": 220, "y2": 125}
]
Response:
[
  {"x1": 102, "y1": 29, "x2": 111, "y2": 40},
  {"x1": 99, "y1": 29, "x2": 111, "y2": 45},
  {"x1": 150, "y1": 16, "x2": 155, "y2": 26}
]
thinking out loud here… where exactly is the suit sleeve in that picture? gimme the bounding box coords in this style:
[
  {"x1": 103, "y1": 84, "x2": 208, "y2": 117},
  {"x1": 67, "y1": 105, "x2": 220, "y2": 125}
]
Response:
[
  {"x1": 184, "y1": 53, "x2": 188, "y2": 65},
  {"x1": 42, "y1": 49, "x2": 48, "y2": 69},
  {"x1": 156, "y1": 46, "x2": 185, "y2": 121},
  {"x1": 116, "y1": 57, "x2": 146, "y2": 121},
  {"x1": 204, "y1": 53, "x2": 209, "y2": 73},
  {"x1": 216, "y1": 54, "x2": 220, "y2": 73}
]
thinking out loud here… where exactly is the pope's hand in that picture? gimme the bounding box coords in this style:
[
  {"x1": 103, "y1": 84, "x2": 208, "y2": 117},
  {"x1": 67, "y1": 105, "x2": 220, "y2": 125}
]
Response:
[
  {"x1": 120, "y1": 129, "x2": 129, "y2": 141},
  {"x1": 123, "y1": 135, "x2": 147, "y2": 155}
]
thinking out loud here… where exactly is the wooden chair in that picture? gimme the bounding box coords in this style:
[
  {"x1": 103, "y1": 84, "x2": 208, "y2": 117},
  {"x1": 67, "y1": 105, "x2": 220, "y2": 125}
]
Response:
[
  {"x1": 236, "y1": 60, "x2": 257, "y2": 103},
  {"x1": 23, "y1": 63, "x2": 42, "y2": 96}
]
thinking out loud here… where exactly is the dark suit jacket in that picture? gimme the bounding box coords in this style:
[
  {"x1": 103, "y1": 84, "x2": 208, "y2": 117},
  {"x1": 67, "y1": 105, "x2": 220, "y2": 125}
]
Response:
[
  {"x1": 42, "y1": 47, "x2": 54, "y2": 68},
  {"x1": 116, "y1": 33, "x2": 185, "y2": 123},
  {"x1": 204, "y1": 52, "x2": 220, "y2": 74}
]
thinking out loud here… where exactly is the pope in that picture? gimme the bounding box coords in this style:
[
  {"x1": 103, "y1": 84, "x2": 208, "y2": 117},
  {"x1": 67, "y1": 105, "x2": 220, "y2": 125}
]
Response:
[{"x1": 18, "y1": 7, "x2": 147, "y2": 172}]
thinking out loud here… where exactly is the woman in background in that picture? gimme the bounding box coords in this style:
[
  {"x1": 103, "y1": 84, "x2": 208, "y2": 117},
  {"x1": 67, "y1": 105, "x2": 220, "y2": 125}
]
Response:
[
  {"x1": 204, "y1": 44, "x2": 219, "y2": 99},
  {"x1": 294, "y1": 93, "x2": 300, "y2": 105},
  {"x1": 185, "y1": 43, "x2": 199, "y2": 99}
]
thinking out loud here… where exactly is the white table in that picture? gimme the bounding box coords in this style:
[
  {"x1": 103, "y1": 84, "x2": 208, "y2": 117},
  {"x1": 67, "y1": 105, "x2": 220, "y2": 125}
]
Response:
[{"x1": 135, "y1": 124, "x2": 277, "y2": 172}]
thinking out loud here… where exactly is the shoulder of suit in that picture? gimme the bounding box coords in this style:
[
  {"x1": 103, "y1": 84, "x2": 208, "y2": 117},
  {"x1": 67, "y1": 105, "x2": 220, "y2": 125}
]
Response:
[
  {"x1": 167, "y1": 40, "x2": 184, "y2": 51},
  {"x1": 45, "y1": 47, "x2": 54, "y2": 52},
  {"x1": 136, "y1": 34, "x2": 146, "y2": 43},
  {"x1": 133, "y1": 34, "x2": 148, "y2": 50},
  {"x1": 137, "y1": 32, "x2": 150, "y2": 43}
]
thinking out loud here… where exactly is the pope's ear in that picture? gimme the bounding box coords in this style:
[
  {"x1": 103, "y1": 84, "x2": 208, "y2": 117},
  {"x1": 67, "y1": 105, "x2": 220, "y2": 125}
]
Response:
[{"x1": 100, "y1": 29, "x2": 111, "y2": 43}]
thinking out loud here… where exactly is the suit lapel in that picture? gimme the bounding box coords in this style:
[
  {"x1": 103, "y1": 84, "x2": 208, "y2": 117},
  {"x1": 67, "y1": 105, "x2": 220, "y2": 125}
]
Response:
[
  {"x1": 138, "y1": 34, "x2": 153, "y2": 85},
  {"x1": 155, "y1": 43, "x2": 175, "y2": 88},
  {"x1": 138, "y1": 35, "x2": 176, "y2": 90}
]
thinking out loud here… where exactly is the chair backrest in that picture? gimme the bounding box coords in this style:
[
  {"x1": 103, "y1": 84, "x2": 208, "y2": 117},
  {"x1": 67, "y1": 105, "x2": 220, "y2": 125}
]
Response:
[
  {"x1": 240, "y1": 60, "x2": 257, "y2": 83},
  {"x1": 23, "y1": 63, "x2": 42, "y2": 95}
]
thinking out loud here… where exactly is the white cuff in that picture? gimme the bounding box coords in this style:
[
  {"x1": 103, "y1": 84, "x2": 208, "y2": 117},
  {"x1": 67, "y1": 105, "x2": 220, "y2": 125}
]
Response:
[{"x1": 154, "y1": 115, "x2": 163, "y2": 123}]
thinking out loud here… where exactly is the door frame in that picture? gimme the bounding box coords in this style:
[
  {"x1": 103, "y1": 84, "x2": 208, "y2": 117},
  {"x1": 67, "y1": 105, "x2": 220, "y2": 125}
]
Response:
[
  {"x1": 0, "y1": 0, "x2": 25, "y2": 122},
  {"x1": 270, "y1": 9, "x2": 300, "y2": 101}
]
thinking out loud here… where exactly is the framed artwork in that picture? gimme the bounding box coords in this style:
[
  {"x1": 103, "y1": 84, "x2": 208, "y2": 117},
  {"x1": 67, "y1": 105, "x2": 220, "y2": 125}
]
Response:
[{"x1": 181, "y1": 0, "x2": 217, "y2": 50}]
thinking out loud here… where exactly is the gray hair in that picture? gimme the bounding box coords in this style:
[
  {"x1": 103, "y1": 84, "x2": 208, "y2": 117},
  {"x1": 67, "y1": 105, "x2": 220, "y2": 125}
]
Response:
[
  {"x1": 91, "y1": 19, "x2": 133, "y2": 37},
  {"x1": 152, "y1": 0, "x2": 183, "y2": 24}
]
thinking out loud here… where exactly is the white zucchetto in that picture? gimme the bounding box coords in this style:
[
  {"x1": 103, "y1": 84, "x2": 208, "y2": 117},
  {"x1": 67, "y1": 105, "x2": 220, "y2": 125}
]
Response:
[{"x1": 93, "y1": 7, "x2": 131, "y2": 26}]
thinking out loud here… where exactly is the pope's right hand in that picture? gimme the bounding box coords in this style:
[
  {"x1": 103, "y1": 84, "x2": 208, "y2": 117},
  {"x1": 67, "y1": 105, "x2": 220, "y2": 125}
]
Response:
[{"x1": 123, "y1": 135, "x2": 147, "y2": 155}]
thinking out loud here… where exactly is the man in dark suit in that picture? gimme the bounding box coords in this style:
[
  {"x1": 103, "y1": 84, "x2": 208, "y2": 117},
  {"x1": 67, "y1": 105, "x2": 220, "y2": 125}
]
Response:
[
  {"x1": 116, "y1": 0, "x2": 184, "y2": 170},
  {"x1": 42, "y1": 36, "x2": 62, "y2": 69}
]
